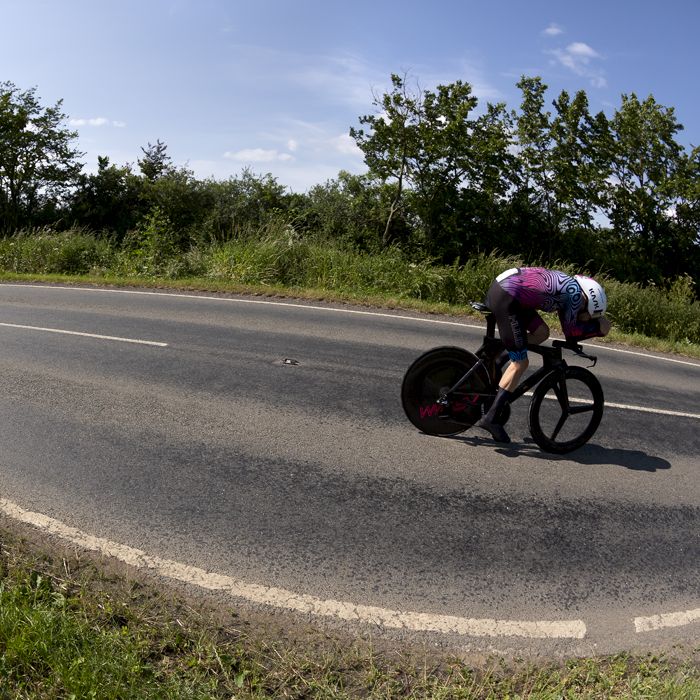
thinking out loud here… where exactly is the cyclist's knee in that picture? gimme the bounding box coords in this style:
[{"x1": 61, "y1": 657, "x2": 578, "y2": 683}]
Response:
[{"x1": 512, "y1": 356, "x2": 529, "y2": 373}]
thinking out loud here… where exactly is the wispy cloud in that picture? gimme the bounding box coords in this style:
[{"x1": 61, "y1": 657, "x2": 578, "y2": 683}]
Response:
[
  {"x1": 224, "y1": 148, "x2": 294, "y2": 164},
  {"x1": 326, "y1": 133, "x2": 363, "y2": 157},
  {"x1": 288, "y1": 53, "x2": 386, "y2": 109},
  {"x1": 548, "y1": 42, "x2": 607, "y2": 88},
  {"x1": 543, "y1": 23, "x2": 564, "y2": 37},
  {"x1": 70, "y1": 118, "x2": 125, "y2": 127}
]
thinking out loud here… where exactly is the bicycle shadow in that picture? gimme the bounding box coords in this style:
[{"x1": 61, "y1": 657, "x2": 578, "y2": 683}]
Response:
[{"x1": 453, "y1": 434, "x2": 671, "y2": 472}]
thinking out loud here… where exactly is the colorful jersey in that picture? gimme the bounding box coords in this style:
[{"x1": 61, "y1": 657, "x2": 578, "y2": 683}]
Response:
[{"x1": 496, "y1": 267, "x2": 598, "y2": 340}]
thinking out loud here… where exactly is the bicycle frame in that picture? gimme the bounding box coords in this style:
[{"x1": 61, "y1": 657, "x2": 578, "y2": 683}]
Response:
[{"x1": 439, "y1": 311, "x2": 596, "y2": 413}]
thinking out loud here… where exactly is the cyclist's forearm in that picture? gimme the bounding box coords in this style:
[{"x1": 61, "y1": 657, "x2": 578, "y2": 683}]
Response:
[{"x1": 564, "y1": 318, "x2": 602, "y2": 341}]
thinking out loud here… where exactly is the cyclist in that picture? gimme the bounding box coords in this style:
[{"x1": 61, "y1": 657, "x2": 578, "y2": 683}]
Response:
[{"x1": 476, "y1": 267, "x2": 611, "y2": 443}]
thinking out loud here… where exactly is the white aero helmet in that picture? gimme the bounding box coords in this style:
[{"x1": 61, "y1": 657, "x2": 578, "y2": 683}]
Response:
[{"x1": 574, "y1": 275, "x2": 607, "y2": 318}]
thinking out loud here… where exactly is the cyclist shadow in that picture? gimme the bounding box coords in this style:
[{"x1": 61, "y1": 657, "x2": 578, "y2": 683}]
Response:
[
  {"x1": 455, "y1": 435, "x2": 671, "y2": 472},
  {"x1": 501, "y1": 438, "x2": 670, "y2": 472}
]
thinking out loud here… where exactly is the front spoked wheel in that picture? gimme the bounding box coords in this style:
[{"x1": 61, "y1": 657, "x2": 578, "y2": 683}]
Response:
[{"x1": 528, "y1": 367, "x2": 604, "y2": 454}]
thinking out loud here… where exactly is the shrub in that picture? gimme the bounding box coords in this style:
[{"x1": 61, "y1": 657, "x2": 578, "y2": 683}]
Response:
[
  {"x1": 0, "y1": 229, "x2": 113, "y2": 274},
  {"x1": 606, "y1": 278, "x2": 700, "y2": 345}
]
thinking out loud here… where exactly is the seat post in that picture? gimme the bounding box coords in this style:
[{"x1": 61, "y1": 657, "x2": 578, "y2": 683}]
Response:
[{"x1": 486, "y1": 313, "x2": 496, "y2": 338}]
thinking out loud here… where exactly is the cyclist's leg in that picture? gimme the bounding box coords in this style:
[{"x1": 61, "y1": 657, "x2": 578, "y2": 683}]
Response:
[
  {"x1": 484, "y1": 284, "x2": 530, "y2": 393},
  {"x1": 497, "y1": 311, "x2": 546, "y2": 391},
  {"x1": 478, "y1": 283, "x2": 529, "y2": 441},
  {"x1": 526, "y1": 312, "x2": 549, "y2": 345}
]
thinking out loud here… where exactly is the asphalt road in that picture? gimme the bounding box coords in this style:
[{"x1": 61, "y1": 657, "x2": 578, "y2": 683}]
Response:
[{"x1": 1, "y1": 282, "x2": 699, "y2": 657}]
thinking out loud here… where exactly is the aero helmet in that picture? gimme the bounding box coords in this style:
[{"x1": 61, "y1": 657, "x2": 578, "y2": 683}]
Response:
[{"x1": 574, "y1": 275, "x2": 607, "y2": 318}]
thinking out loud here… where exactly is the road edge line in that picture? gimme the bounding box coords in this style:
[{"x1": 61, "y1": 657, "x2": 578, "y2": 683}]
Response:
[{"x1": 0, "y1": 498, "x2": 586, "y2": 640}]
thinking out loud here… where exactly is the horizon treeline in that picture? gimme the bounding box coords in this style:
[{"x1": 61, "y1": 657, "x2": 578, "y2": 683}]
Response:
[{"x1": 1, "y1": 74, "x2": 699, "y2": 293}]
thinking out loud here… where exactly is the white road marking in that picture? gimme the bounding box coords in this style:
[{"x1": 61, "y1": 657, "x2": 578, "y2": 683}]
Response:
[
  {"x1": 0, "y1": 284, "x2": 484, "y2": 330},
  {"x1": 603, "y1": 401, "x2": 700, "y2": 419},
  {"x1": 581, "y1": 342, "x2": 700, "y2": 368},
  {"x1": 4, "y1": 283, "x2": 699, "y2": 367},
  {"x1": 635, "y1": 608, "x2": 700, "y2": 633},
  {"x1": 0, "y1": 498, "x2": 586, "y2": 640},
  {"x1": 529, "y1": 393, "x2": 700, "y2": 420},
  {"x1": 0, "y1": 322, "x2": 167, "y2": 347}
]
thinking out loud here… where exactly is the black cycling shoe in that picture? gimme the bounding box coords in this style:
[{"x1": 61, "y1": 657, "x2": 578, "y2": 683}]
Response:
[{"x1": 475, "y1": 417, "x2": 511, "y2": 443}]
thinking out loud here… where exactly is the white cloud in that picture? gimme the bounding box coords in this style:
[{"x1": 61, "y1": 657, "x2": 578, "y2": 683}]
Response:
[
  {"x1": 224, "y1": 148, "x2": 294, "y2": 163},
  {"x1": 543, "y1": 23, "x2": 563, "y2": 36},
  {"x1": 567, "y1": 42, "x2": 600, "y2": 60},
  {"x1": 69, "y1": 117, "x2": 120, "y2": 127},
  {"x1": 328, "y1": 133, "x2": 363, "y2": 157},
  {"x1": 286, "y1": 139, "x2": 299, "y2": 152},
  {"x1": 547, "y1": 42, "x2": 606, "y2": 87}
]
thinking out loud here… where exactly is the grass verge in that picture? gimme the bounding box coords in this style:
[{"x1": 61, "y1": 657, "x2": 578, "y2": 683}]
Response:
[
  {"x1": 2, "y1": 524, "x2": 700, "y2": 699},
  {"x1": 2, "y1": 270, "x2": 700, "y2": 362}
]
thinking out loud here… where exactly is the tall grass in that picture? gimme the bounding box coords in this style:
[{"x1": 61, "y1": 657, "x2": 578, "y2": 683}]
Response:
[{"x1": 1, "y1": 224, "x2": 699, "y2": 346}]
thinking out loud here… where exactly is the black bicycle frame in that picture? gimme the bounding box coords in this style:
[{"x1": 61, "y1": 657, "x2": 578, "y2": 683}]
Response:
[
  {"x1": 441, "y1": 310, "x2": 596, "y2": 411},
  {"x1": 441, "y1": 343, "x2": 567, "y2": 408}
]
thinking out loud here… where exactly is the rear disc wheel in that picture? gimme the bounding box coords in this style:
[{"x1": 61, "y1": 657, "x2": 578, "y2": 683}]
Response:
[{"x1": 401, "y1": 346, "x2": 494, "y2": 436}]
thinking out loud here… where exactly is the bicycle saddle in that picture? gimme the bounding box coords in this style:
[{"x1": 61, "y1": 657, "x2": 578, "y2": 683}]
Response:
[{"x1": 469, "y1": 302, "x2": 491, "y2": 313}]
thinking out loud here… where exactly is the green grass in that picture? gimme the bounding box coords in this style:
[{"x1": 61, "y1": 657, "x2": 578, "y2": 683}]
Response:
[{"x1": 2, "y1": 528, "x2": 700, "y2": 699}]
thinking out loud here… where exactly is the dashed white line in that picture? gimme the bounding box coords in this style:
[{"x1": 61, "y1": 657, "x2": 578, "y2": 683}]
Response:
[
  {"x1": 0, "y1": 498, "x2": 586, "y2": 640},
  {"x1": 604, "y1": 401, "x2": 700, "y2": 419},
  {"x1": 530, "y1": 393, "x2": 700, "y2": 420},
  {"x1": 0, "y1": 322, "x2": 167, "y2": 347},
  {"x1": 635, "y1": 608, "x2": 700, "y2": 633}
]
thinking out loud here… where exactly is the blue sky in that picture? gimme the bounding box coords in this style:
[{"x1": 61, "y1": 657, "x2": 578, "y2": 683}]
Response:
[{"x1": 2, "y1": 0, "x2": 698, "y2": 193}]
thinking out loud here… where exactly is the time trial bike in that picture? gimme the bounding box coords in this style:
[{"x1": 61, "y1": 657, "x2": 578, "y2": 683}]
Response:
[{"x1": 401, "y1": 302, "x2": 605, "y2": 454}]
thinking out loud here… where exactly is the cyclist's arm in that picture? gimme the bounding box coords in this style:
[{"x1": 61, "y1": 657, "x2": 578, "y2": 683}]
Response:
[{"x1": 559, "y1": 311, "x2": 604, "y2": 342}]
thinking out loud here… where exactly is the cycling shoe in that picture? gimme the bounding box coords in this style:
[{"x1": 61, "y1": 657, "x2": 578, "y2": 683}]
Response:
[{"x1": 475, "y1": 417, "x2": 511, "y2": 443}]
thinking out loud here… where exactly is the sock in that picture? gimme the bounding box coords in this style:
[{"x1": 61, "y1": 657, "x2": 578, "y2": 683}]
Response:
[{"x1": 485, "y1": 387, "x2": 511, "y2": 424}]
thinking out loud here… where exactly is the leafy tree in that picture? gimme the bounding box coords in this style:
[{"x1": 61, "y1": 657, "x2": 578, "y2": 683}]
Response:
[
  {"x1": 603, "y1": 93, "x2": 694, "y2": 282},
  {"x1": 675, "y1": 145, "x2": 700, "y2": 250},
  {"x1": 0, "y1": 82, "x2": 83, "y2": 233},
  {"x1": 293, "y1": 171, "x2": 401, "y2": 249},
  {"x1": 512, "y1": 77, "x2": 610, "y2": 263},
  {"x1": 351, "y1": 73, "x2": 509, "y2": 251},
  {"x1": 196, "y1": 168, "x2": 289, "y2": 241},
  {"x1": 70, "y1": 156, "x2": 145, "y2": 238},
  {"x1": 138, "y1": 139, "x2": 172, "y2": 181},
  {"x1": 350, "y1": 73, "x2": 420, "y2": 245}
]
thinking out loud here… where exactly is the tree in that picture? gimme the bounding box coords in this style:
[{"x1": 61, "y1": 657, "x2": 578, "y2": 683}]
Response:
[
  {"x1": 69, "y1": 156, "x2": 145, "y2": 238},
  {"x1": 350, "y1": 73, "x2": 420, "y2": 246},
  {"x1": 0, "y1": 82, "x2": 84, "y2": 233},
  {"x1": 138, "y1": 139, "x2": 172, "y2": 181},
  {"x1": 603, "y1": 93, "x2": 692, "y2": 281},
  {"x1": 512, "y1": 77, "x2": 610, "y2": 263},
  {"x1": 350, "y1": 72, "x2": 509, "y2": 250}
]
